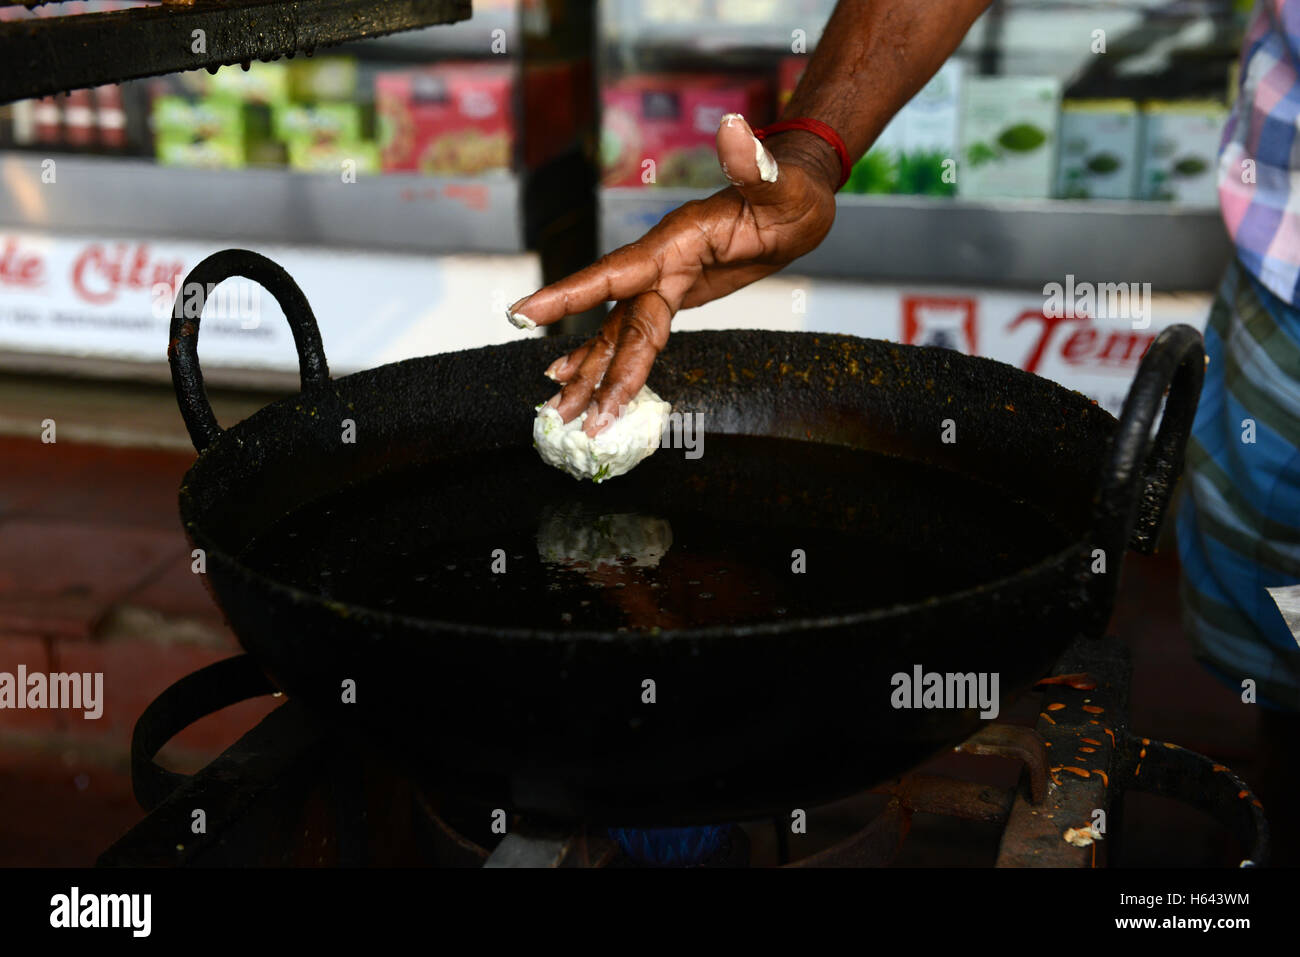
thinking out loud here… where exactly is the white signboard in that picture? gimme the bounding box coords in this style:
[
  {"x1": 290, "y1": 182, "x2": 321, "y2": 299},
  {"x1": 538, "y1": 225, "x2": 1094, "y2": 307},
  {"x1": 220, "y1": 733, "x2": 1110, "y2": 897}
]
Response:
[
  {"x1": 0, "y1": 228, "x2": 1213, "y2": 418},
  {"x1": 674, "y1": 273, "x2": 1212, "y2": 417},
  {"x1": 0, "y1": 230, "x2": 542, "y2": 375}
]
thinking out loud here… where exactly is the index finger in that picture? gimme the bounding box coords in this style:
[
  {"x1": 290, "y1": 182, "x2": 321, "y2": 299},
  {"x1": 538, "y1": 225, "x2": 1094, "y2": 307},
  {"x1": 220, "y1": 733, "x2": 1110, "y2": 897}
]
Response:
[
  {"x1": 507, "y1": 243, "x2": 665, "y2": 329},
  {"x1": 585, "y1": 290, "x2": 673, "y2": 437}
]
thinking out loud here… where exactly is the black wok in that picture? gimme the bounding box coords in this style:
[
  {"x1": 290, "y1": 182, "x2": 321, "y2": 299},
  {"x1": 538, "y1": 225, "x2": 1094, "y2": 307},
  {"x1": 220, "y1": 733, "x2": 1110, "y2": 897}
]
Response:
[{"x1": 153, "y1": 249, "x2": 1203, "y2": 825}]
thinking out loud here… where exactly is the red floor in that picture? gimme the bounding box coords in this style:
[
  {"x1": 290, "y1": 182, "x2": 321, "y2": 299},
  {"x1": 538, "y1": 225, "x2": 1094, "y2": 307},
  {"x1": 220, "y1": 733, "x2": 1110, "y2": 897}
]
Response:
[
  {"x1": 0, "y1": 435, "x2": 1282, "y2": 866},
  {"x1": 0, "y1": 436, "x2": 276, "y2": 866}
]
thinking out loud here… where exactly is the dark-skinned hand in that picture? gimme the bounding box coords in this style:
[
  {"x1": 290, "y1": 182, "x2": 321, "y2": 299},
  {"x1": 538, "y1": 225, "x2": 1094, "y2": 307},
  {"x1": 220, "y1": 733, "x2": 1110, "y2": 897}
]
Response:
[{"x1": 507, "y1": 113, "x2": 839, "y2": 436}]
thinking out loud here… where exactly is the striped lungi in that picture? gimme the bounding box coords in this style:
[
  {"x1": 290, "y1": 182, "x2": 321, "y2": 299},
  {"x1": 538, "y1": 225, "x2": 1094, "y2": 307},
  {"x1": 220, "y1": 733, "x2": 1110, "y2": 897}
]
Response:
[{"x1": 1176, "y1": 259, "x2": 1300, "y2": 711}]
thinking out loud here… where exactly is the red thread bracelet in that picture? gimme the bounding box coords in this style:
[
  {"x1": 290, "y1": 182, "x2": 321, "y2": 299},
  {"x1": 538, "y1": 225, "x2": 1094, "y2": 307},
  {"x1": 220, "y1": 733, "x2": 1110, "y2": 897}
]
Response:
[{"x1": 754, "y1": 118, "x2": 852, "y2": 190}]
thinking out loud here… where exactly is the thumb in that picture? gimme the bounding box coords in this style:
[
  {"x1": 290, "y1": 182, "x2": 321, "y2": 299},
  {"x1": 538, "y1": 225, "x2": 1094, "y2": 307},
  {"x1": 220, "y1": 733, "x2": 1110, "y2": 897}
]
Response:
[{"x1": 716, "y1": 112, "x2": 782, "y2": 197}]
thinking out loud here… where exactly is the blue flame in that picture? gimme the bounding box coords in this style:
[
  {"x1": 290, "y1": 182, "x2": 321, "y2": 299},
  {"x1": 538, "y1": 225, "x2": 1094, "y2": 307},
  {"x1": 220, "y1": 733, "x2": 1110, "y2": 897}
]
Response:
[{"x1": 608, "y1": 826, "x2": 729, "y2": 867}]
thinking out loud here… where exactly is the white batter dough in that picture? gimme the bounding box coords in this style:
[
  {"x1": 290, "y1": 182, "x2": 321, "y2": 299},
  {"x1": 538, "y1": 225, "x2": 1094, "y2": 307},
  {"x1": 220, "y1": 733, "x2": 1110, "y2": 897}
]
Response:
[{"x1": 533, "y1": 385, "x2": 672, "y2": 483}]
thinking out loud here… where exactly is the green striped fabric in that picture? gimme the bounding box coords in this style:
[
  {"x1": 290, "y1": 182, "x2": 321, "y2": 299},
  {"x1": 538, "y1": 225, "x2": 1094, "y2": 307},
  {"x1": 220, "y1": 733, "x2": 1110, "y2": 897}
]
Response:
[{"x1": 1176, "y1": 260, "x2": 1300, "y2": 711}]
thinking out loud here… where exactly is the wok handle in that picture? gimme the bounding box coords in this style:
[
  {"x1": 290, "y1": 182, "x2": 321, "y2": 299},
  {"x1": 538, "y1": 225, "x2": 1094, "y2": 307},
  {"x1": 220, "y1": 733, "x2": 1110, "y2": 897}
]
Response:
[
  {"x1": 168, "y1": 248, "x2": 330, "y2": 453},
  {"x1": 131, "y1": 655, "x2": 276, "y2": 812},
  {"x1": 1094, "y1": 323, "x2": 1204, "y2": 557}
]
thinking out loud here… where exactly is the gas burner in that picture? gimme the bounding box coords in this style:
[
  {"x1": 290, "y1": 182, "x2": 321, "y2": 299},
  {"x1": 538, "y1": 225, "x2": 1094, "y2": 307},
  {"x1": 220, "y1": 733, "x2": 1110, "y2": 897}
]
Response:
[{"x1": 99, "y1": 634, "x2": 1269, "y2": 868}]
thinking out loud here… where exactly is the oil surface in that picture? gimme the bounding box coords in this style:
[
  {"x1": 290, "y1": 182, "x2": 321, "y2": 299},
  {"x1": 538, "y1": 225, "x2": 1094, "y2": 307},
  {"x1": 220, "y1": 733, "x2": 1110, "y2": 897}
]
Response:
[{"x1": 239, "y1": 435, "x2": 1072, "y2": 630}]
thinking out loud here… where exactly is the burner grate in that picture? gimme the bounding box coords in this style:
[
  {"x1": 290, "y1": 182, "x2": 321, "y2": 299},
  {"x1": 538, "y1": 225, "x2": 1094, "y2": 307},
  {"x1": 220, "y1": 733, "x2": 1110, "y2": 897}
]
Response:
[{"x1": 101, "y1": 636, "x2": 1270, "y2": 868}]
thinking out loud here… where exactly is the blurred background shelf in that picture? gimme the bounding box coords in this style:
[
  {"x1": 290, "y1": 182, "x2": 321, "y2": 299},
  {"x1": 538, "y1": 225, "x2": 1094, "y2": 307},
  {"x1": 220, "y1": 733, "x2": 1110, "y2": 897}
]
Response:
[
  {"x1": 0, "y1": 151, "x2": 529, "y2": 253},
  {"x1": 0, "y1": 0, "x2": 1244, "y2": 396},
  {"x1": 601, "y1": 187, "x2": 1231, "y2": 290}
]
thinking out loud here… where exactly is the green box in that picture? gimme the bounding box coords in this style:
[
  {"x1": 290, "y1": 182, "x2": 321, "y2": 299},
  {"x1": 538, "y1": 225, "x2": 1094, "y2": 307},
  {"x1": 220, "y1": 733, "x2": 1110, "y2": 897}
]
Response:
[
  {"x1": 844, "y1": 115, "x2": 903, "y2": 194},
  {"x1": 273, "y1": 103, "x2": 364, "y2": 144},
  {"x1": 155, "y1": 133, "x2": 246, "y2": 169},
  {"x1": 152, "y1": 96, "x2": 245, "y2": 140},
  {"x1": 286, "y1": 139, "x2": 380, "y2": 174},
  {"x1": 288, "y1": 57, "x2": 359, "y2": 102},
  {"x1": 205, "y1": 61, "x2": 291, "y2": 105},
  {"x1": 959, "y1": 76, "x2": 1062, "y2": 200},
  {"x1": 1138, "y1": 101, "x2": 1227, "y2": 206},
  {"x1": 1057, "y1": 99, "x2": 1141, "y2": 200}
]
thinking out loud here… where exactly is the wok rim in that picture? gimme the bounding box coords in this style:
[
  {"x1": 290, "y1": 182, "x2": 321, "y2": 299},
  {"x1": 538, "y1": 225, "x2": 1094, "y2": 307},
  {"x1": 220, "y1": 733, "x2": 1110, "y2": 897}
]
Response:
[{"x1": 180, "y1": 342, "x2": 1105, "y2": 647}]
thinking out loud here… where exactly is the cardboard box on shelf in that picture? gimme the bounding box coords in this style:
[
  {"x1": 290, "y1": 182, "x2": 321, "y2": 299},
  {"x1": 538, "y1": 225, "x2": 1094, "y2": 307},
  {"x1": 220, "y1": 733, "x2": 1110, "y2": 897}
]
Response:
[
  {"x1": 288, "y1": 57, "x2": 360, "y2": 103},
  {"x1": 286, "y1": 139, "x2": 381, "y2": 174},
  {"x1": 272, "y1": 103, "x2": 365, "y2": 145},
  {"x1": 898, "y1": 59, "x2": 962, "y2": 195},
  {"x1": 151, "y1": 96, "x2": 245, "y2": 141},
  {"x1": 1138, "y1": 101, "x2": 1228, "y2": 207},
  {"x1": 844, "y1": 114, "x2": 903, "y2": 194},
  {"x1": 204, "y1": 61, "x2": 291, "y2": 106},
  {"x1": 601, "y1": 73, "x2": 772, "y2": 188},
  {"x1": 155, "y1": 134, "x2": 246, "y2": 169},
  {"x1": 792, "y1": 58, "x2": 961, "y2": 196},
  {"x1": 151, "y1": 95, "x2": 282, "y2": 168},
  {"x1": 375, "y1": 62, "x2": 515, "y2": 175},
  {"x1": 1057, "y1": 100, "x2": 1141, "y2": 200},
  {"x1": 958, "y1": 76, "x2": 1061, "y2": 200}
]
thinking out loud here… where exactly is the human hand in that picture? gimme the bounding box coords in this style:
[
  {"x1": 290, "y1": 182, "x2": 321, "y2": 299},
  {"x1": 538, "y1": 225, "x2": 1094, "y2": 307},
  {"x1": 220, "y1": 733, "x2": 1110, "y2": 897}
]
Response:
[{"x1": 507, "y1": 113, "x2": 840, "y2": 436}]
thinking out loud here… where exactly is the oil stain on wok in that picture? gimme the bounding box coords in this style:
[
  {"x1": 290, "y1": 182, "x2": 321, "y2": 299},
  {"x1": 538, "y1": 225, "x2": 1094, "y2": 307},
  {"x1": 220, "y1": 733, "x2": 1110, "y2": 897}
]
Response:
[{"x1": 238, "y1": 434, "x2": 1072, "y2": 631}]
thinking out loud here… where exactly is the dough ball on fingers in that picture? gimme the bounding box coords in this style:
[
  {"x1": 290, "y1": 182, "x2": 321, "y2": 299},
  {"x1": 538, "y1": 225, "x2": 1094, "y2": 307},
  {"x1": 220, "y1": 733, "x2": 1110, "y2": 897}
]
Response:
[{"x1": 533, "y1": 385, "x2": 672, "y2": 483}]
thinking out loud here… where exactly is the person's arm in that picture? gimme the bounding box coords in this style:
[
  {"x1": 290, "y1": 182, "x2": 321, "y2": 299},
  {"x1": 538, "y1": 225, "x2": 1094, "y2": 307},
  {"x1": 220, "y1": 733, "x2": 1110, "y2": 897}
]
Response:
[
  {"x1": 511, "y1": 0, "x2": 992, "y2": 436},
  {"x1": 772, "y1": 0, "x2": 991, "y2": 194}
]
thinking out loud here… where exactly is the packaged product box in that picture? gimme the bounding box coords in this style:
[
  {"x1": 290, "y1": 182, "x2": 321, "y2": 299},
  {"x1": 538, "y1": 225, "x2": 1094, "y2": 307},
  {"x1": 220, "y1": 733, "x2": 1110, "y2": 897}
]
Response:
[
  {"x1": 287, "y1": 139, "x2": 380, "y2": 174},
  {"x1": 272, "y1": 103, "x2": 364, "y2": 144},
  {"x1": 155, "y1": 133, "x2": 245, "y2": 169},
  {"x1": 958, "y1": 76, "x2": 1062, "y2": 200},
  {"x1": 600, "y1": 73, "x2": 771, "y2": 188},
  {"x1": 843, "y1": 114, "x2": 903, "y2": 194},
  {"x1": 896, "y1": 58, "x2": 962, "y2": 195},
  {"x1": 375, "y1": 62, "x2": 514, "y2": 175},
  {"x1": 152, "y1": 96, "x2": 244, "y2": 140},
  {"x1": 1056, "y1": 99, "x2": 1141, "y2": 200},
  {"x1": 288, "y1": 57, "x2": 359, "y2": 102},
  {"x1": 600, "y1": 80, "x2": 652, "y2": 186},
  {"x1": 842, "y1": 60, "x2": 961, "y2": 196},
  {"x1": 152, "y1": 95, "x2": 281, "y2": 167},
  {"x1": 716, "y1": 0, "x2": 781, "y2": 22},
  {"x1": 639, "y1": 0, "x2": 708, "y2": 22},
  {"x1": 1137, "y1": 100, "x2": 1228, "y2": 206},
  {"x1": 205, "y1": 60, "x2": 290, "y2": 105}
]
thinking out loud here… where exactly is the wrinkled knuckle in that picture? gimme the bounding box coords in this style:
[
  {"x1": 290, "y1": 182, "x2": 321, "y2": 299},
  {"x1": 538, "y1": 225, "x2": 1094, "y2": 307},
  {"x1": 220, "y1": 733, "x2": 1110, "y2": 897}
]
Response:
[
  {"x1": 627, "y1": 312, "x2": 668, "y2": 351},
  {"x1": 593, "y1": 329, "x2": 618, "y2": 353}
]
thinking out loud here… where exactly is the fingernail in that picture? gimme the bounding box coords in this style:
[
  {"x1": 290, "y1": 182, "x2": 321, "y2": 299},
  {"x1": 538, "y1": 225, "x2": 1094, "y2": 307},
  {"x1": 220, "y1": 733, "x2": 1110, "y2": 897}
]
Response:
[
  {"x1": 720, "y1": 112, "x2": 746, "y2": 130},
  {"x1": 544, "y1": 358, "x2": 563, "y2": 381},
  {"x1": 545, "y1": 391, "x2": 562, "y2": 409},
  {"x1": 753, "y1": 137, "x2": 779, "y2": 183},
  {"x1": 507, "y1": 309, "x2": 536, "y2": 331}
]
